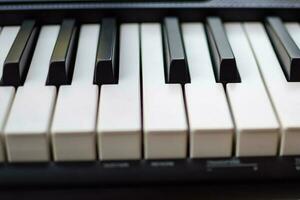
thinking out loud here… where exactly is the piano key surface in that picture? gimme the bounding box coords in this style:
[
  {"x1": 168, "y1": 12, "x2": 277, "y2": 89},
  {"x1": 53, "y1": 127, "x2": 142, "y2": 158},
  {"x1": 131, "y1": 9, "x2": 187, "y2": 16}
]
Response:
[
  {"x1": 0, "y1": 87, "x2": 14, "y2": 161},
  {"x1": 0, "y1": 26, "x2": 20, "y2": 162},
  {"x1": 182, "y1": 23, "x2": 234, "y2": 158},
  {"x1": 245, "y1": 22, "x2": 300, "y2": 156},
  {"x1": 0, "y1": 26, "x2": 20, "y2": 83},
  {"x1": 1, "y1": 17, "x2": 300, "y2": 163},
  {"x1": 97, "y1": 24, "x2": 141, "y2": 160},
  {"x1": 51, "y1": 24, "x2": 99, "y2": 162},
  {"x1": 265, "y1": 17, "x2": 300, "y2": 82},
  {"x1": 2, "y1": 20, "x2": 38, "y2": 87},
  {"x1": 141, "y1": 23, "x2": 188, "y2": 159},
  {"x1": 225, "y1": 23, "x2": 279, "y2": 157},
  {"x1": 47, "y1": 19, "x2": 78, "y2": 86},
  {"x1": 4, "y1": 25, "x2": 59, "y2": 162},
  {"x1": 163, "y1": 17, "x2": 190, "y2": 84},
  {"x1": 206, "y1": 17, "x2": 240, "y2": 83},
  {"x1": 94, "y1": 18, "x2": 118, "y2": 85}
]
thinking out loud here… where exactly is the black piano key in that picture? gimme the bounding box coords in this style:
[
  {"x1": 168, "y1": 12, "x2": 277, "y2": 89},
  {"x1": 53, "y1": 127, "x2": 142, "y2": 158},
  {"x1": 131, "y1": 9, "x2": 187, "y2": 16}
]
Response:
[
  {"x1": 265, "y1": 17, "x2": 300, "y2": 82},
  {"x1": 2, "y1": 20, "x2": 39, "y2": 87},
  {"x1": 163, "y1": 17, "x2": 190, "y2": 84},
  {"x1": 206, "y1": 17, "x2": 241, "y2": 83},
  {"x1": 94, "y1": 18, "x2": 118, "y2": 84},
  {"x1": 46, "y1": 19, "x2": 78, "y2": 86}
]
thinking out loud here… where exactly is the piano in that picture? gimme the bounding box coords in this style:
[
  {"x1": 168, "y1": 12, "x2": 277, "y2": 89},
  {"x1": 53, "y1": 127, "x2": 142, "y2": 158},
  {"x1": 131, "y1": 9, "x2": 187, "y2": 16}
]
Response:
[{"x1": 0, "y1": 0, "x2": 300, "y2": 186}]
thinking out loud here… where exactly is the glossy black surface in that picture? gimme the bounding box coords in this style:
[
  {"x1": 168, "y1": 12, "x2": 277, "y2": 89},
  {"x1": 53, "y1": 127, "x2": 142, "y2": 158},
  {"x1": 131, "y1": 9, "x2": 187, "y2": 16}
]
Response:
[
  {"x1": 1, "y1": 20, "x2": 38, "y2": 87},
  {"x1": 94, "y1": 18, "x2": 118, "y2": 84},
  {"x1": 47, "y1": 19, "x2": 78, "y2": 86},
  {"x1": 0, "y1": 1, "x2": 299, "y2": 25},
  {"x1": 163, "y1": 17, "x2": 190, "y2": 84},
  {"x1": 1, "y1": 182, "x2": 300, "y2": 200},
  {"x1": 265, "y1": 17, "x2": 300, "y2": 82},
  {"x1": 206, "y1": 17, "x2": 240, "y2": 83},
  {"x1": 0, "y1": 157, "x2": 300, "y2": 186}
]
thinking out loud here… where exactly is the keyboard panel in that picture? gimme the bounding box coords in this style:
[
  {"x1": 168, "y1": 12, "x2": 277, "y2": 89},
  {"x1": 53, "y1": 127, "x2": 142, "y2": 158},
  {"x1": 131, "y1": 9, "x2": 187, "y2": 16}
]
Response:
[
  {"x1": 1, "y1": 0, "x2": 300, "y2": 25},
  {"x1": 0, "y1": 0, "x2": 300, "y2": 185},
  {"x1": 0, "y1": 157, "x2": 299, "y2": 186}
]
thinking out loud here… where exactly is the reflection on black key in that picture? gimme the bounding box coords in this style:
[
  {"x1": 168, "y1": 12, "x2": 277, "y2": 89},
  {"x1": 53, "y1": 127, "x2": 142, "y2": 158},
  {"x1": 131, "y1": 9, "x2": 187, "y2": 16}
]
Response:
[
  {"x1": 47, "y1": 19, "x2": 78, "y2": 86},
  {"x1": 265, "y1": 17, "x2": 300, "y2": 82},
  {"x1": 163, "y1": 17, "x2": 190, "y2": 84},
  {"x1": 2, "y1": 20, "x2": 39, "y2": 87},
  {"x1": 94, "y1": 18, "x2": 118, "y2": 84},
  {"x1": 206, "y1": 17, "x2": 240, "y2": 83}
]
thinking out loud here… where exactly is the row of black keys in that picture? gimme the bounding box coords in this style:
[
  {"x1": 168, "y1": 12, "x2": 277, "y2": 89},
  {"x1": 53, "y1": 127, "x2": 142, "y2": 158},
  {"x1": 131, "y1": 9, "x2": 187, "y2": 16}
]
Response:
[{"x1": 0, "y1": 16, "x2": 299, "y2": 87}]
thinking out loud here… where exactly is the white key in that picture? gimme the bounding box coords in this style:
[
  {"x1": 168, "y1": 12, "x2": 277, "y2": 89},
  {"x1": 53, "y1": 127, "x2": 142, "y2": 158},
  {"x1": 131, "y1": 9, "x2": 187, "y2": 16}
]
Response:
[
  {"x1": 70, "y1": 25, "x2": 100, "y2": 86},
  {"x1": 5, "y1": 87, "x2": 56, "y2": 162},
  {"x1": 182, "y1": 23, "x2": 234, "y2": 158},
  {"x1": 245, "y1": 22, "x2": 300, "y2": 155},
  {"x1": 52, "y1": 86, "x2": 98, "y2": 161},
  {"x1": 0, "y1": 27, "x2": 20, "y2": 161},
  {"x1": 4, "y1": 26, "x2": 59, "y2": 162},
  {"x1": 51, "y1": 25, "x2": 99, "y2": 161},
  {"x1": 98, "y1": 24, "x2": 141, "y2": 160},
  {"x1": 0, "y1": 27, "x2": 20, "y2": 80},
  {"x1": 225, "y1": 23, "x2": 279, "y2": 157},
  {"x1": 0, "y1": 87, "x2": 15, "y2": 161},
  {"x1": 284, "y1": 23, "x2": 300, "y2": 155},
  {"x1": 24, "y1": 26, "x2": 60, "y2": 86},
  {"x1": 141, "y1": 24, "x2": 187, "y2": 159}
]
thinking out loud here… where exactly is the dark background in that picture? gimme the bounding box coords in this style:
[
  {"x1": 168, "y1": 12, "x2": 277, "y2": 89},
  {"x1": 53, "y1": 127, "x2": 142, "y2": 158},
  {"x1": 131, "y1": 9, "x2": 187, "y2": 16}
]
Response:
[{"x1": 1, "y1": 182, "x2": 300, "y2": 200}]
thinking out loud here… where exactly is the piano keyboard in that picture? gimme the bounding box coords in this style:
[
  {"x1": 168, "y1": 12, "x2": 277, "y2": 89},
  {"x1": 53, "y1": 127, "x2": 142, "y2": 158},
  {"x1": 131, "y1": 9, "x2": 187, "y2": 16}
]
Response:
[{"x1": 0, "y1": 17, "x2": 300, "y2": 163}]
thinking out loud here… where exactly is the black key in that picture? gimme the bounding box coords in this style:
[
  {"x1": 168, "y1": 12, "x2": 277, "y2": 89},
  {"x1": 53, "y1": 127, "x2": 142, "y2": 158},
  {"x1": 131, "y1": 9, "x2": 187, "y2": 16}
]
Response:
[
  {"x1": 206, "y1": 17, "x2": 241, "y2": 83},
  {"x1": 2, "y1": 20, "x2": 39, "y2": 86},
  {"x1": 265, "y1": 17, "x2": 300, "y2": 82},
  {"x1": 46, "y1": 19, "x2": 78, "y2": 86},
  {"x1": 94, "y1": 18, "x2": 118, "y2": 84},
  {"x1": 163, "y1": 17, "x2": 190, "y2": 84}
]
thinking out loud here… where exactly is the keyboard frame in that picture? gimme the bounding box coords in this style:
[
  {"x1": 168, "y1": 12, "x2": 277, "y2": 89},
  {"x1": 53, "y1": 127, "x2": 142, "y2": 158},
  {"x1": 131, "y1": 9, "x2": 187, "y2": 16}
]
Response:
[
  {"x1": 0, "y1": 0, "x2": 300, "y2": 25},
  {"x1": 0, "y1": 0, "x2": 300, "y2": 186},
  {"x1": 0, "y1": 157, "x2": 300, "y2": 186}
]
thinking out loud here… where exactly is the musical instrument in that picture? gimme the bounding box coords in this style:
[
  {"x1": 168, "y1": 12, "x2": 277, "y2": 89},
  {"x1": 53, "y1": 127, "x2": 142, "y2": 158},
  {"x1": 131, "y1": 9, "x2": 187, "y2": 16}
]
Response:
[{"x1": 0, "y1": 0, "x2": 300, "y2": 186}]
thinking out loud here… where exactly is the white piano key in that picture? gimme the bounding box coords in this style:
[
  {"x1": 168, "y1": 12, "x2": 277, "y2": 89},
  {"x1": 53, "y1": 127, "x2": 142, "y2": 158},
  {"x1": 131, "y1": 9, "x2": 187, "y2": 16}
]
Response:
[
  {"x1": 5, "y1": 86, "x2": 56, "y2": 162},
  {"x1": 0, "y1": 27, "x2": 20, "y2": 80},
  {"x1": 4, "y1": 26, "x2": 59, "y2": 162},
  {"x1": 0, "y1": 87, "x2": 15, "y2": 161},
  {"x1": 141, "y1": 24, "x2": 187, "y2": 159},
  {"x1": 98, "y1": 24, "x2": 141, "y2": 160},
  {"x1": 52, "y1": 85, "x2": 98, "y2": 161},
  {"x1": 245, "y1": 22, "x2": 300, "y2": 155},
  {"x1": 71, "y1": 25, "x2": 100, "y2": 85},
  {"x1": 283, "y1": 23, "x2": 300, "y2": 155},
  {"x1": 51, "y1": 25, "x2": 99, "y2": 161},
  {"x1": 225, "y1": 23, "x2": 279, "y2": 157},
  {"x1": 24, "y1": 26, "x2": 60, "y2": 86},
  {"x1": 0, "y1": 26, "x2": 19, "y2": 162},
  {"x1": 182, "y1": 23, "x2": 234, "y2": 158}
]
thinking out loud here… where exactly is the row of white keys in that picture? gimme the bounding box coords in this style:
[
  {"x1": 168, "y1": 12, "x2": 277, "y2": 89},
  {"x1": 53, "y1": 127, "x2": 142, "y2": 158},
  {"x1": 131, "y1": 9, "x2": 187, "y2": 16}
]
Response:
[
  {"x1": 244, "y1": 22, "x2": 300, "y2": 155},
  {"x1": 182, "y1": 23, "x2": 234, "y2": 158},
  {"x1": 0, "y1": 27, "x2": 20, "y2": 162},
  {"x1": 4, "y1": 26, "x2": 60, "y2": 162},
  {"x1": 51, "y1": 25, "x2": 100, "y2": 161},
  {"x1": 225, "y1": 23, "x2": 279, "y2": 157},
  {"x1": 141, "y1": 24, "x2": 188, "y2": 159},
  {"x1": 0, "y1": 22, "x2": 288, "y2": 162},
  {"x1": 98, "y1": 24, "x2": 141, "y2": 160}
]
